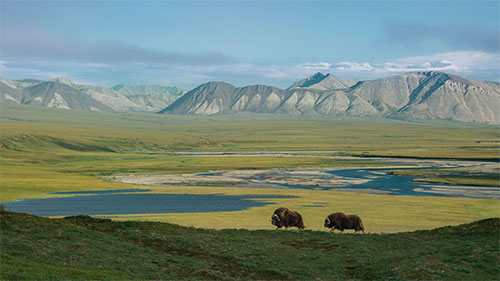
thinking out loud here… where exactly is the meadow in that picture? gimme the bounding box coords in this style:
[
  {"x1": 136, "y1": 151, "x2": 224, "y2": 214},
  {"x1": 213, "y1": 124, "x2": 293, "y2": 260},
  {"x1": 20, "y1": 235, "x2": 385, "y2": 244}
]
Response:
[
  {"x1": 2, "y1": 211, "x2": 498, "y2": 280},
  {"x1": 0, "y1": 102, "x2": 499, "y2": 233},
  {"x1": 390, "y1": 169, "x2": 499, "y2": 187}
]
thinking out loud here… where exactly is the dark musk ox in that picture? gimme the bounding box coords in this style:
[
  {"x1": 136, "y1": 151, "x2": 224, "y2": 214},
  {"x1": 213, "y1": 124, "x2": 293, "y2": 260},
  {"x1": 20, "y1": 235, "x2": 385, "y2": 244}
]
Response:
[
  {"x1": 324, "y1": 212, "x2": 365, "y2": 233},
  {"x1": 271, "y1": 207, "x2": 305, "y2": 229}
]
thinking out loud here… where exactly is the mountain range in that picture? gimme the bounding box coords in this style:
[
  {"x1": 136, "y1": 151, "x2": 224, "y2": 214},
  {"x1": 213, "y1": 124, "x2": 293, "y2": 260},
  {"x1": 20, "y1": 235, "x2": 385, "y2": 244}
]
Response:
[
  {"x1": 0, "y1": 78, "x2": 186, "y2": 112},
  {"x1": 160, "y1": 72, "x2": 500, "y2": 124},
  {"x1": 1, "y1": 72, "x2": 499, "y2": 124},
  {"x1": 111, "y1": 85, "x2": 186, "y2": 112}
]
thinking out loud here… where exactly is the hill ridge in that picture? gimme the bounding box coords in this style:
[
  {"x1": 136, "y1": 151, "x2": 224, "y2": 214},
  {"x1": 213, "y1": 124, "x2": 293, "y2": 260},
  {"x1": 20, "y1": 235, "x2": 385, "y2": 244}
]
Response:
[
  {"x1": 162, "y1": 71, "x2": 500, "y2": 124},
  {"x1": 0, "y1": 78, "x2": 186, "y2": 112},
  {"x1": 1, "y1": 211, "x2": 498, "y2": 280}
]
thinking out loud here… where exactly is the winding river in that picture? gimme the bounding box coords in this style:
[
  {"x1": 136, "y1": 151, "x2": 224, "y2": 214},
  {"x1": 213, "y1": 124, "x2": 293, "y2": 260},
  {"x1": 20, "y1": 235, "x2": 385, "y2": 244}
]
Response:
[{"x1": 3, "y1": 156, "x2": 498, "y2": 217}]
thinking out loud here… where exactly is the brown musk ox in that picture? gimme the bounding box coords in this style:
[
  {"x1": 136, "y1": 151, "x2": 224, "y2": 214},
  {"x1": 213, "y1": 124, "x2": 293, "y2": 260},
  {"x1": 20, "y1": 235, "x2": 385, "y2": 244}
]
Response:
[
  {"x1": 324, "y1": 212, "x2": 365, "y2": 233},
  {"x1": 271, "y1": 207, "x2": 305, "y2": 230}
]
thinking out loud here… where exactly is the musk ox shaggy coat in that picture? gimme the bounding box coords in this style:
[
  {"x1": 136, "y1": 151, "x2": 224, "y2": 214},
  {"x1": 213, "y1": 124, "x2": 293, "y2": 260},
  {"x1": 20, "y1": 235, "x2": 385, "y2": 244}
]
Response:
[
  {"x1": 271, "y1": 207, "x2": 305, "y2": 229},
  {"x1": 324, "y1": 212, "x2": 365, "y2": 233}
]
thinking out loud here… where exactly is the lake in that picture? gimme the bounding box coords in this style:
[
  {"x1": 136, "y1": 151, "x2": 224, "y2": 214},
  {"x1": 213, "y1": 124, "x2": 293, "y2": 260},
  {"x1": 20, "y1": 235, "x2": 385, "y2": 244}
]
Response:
[{"x1": 3, "y1": 190, "x2": 293, "y2": 217}]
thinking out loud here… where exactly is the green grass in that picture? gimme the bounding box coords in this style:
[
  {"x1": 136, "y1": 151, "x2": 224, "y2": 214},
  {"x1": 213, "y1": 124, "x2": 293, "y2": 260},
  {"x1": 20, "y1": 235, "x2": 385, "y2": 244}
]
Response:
[
  {"x1": 1, "y1": 102, "x2": 499, "y2": 157},
  {"x1": 414, "y1": 174, "x2": 500, "y2": 187},
  {"x1": 108, "y1": 185, "x2": 498, "y2": 233},
  {"x1": 391, "y1": 169, "x2": 500, "y2": 187},
  {"x1": 390, "y1": 169, "x2": 469, "y2": 176},
  {"x1": 1, "y1": 211, "x2": 499, "y2": 280}
]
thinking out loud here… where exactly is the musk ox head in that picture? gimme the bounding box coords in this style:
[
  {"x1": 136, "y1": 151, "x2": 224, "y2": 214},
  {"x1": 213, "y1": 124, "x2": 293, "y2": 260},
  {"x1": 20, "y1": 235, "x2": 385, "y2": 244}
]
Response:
[
  {"x1": 324, "y1": 212, "x2": 347, "y2": 229},
  {"x1": 271, "y1": 213, "x2": 281, "y2": 227},
  {"x1": 324, "y1": 216, "x2": 331, "y2": 228},
  {"x1": 271, "y1": 207, "x2": 287, "y2": 228}
]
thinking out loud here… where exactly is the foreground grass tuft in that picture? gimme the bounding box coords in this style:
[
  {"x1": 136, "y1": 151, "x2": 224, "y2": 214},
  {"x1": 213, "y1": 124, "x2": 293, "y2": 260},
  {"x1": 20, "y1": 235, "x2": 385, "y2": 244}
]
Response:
[{"x1": 1, "y1": 211, "x2": 498, "y2": 280}]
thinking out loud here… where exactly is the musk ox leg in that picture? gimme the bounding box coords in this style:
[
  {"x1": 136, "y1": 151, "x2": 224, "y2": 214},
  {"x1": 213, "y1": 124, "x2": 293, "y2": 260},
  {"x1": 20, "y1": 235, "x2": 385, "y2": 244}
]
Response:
[{"x1": 355, "y1": 227, "x2": 365, "y2": 234}]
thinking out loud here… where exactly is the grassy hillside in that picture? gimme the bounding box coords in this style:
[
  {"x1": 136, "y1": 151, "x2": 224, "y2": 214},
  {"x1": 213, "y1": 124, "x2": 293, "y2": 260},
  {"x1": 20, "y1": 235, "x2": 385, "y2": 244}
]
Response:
[{"x1": 1, "y1": 211, "x2": 498, "y2": 280}]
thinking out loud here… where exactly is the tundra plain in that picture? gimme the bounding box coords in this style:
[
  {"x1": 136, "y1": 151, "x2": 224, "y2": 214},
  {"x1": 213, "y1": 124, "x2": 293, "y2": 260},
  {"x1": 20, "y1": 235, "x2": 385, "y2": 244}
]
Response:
[
  {"x1": 1, "y1": 102, "x2": 498, "y2": 233},
  {"x1": 1, "y1": 102, "x2": 499, "y2": 280}
]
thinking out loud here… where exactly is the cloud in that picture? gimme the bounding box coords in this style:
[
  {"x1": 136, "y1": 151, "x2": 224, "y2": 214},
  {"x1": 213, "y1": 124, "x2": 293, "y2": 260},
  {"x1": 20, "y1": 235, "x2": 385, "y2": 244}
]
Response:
[
  {"x1": 334, "y1": 51, "x2": 499, "y2": 78},
  {"x1": 179, "y1": 62, "x2": 334, "y2": 80},
  {"x1": 297, "y1": 62, "x2": 332, "y2": 70},
  {"x1": 392, "y1": 51, "x2": 499, "y2": 74},
  {"x1": 336, "y1": 62, "x2": 374, "y2": 72},
  {"x1": 384, "y1": 22, "x2": 500, "y2": 52},
  {"x1": 0, "y1": 60, "x2": 7, "y2": 71},
  {"x1": 2, "y1": 50, "x2": 498, "y2": 89},
  {"x1": 0, "y1": 28, "x2": 234, "y2": 65},
  {"x1": 224, "y1": 52, "x2": 499, "y2": 82},
  {"x1": 0, "y1": 61, "x2": 70, "y2": 82}
]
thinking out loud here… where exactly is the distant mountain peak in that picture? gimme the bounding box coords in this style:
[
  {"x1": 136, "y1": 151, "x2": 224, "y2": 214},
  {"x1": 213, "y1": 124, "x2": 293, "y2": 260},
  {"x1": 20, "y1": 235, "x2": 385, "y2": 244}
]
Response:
[
  {"x1": 293, "y1": 72, "x2": 329, "y2": 88},
  {"x1": 203, "y1": 81, "x2": 235, "y2": 87},
  {"x1": 51, "y1": 77, "x2": 74, "y2": 86},
  {"x1": 110, "y1": 84, "x2": 186, "y2": 97},
  {"x1": 288, "y1": 72, "x2": 349, "y2": 90},
  {"x1": 311, "y1": 72, "x2": 329, "y2": 80},
  {"x1": 405, "y1": 71, "x2": 471, "y2": 85},
  {"x1": 196, "y1": 81, "x2": 236, "y2": 92},
  {"x1": 111, "y1": 84, "x2": 125, "y2": 90}
]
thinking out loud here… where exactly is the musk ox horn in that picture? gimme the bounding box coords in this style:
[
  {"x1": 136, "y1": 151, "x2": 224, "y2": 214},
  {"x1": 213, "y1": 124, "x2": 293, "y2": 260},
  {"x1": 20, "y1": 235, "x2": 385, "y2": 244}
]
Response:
[
  {"x1": 272, "y1": 213, "x2": 280, "y2": 221},
  {"x1": 325, "y1": 217, "x2": 330, "y2": 224}
]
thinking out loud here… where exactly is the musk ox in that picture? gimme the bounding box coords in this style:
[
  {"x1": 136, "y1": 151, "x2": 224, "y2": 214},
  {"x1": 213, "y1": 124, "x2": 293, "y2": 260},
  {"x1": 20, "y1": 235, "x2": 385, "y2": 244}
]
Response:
[
  {"x1": 271, "y1": 207, "x2": 305, "y2": 229},
  {"x1": 324, "y1": 212, "x2": 365, "y2": 233}
]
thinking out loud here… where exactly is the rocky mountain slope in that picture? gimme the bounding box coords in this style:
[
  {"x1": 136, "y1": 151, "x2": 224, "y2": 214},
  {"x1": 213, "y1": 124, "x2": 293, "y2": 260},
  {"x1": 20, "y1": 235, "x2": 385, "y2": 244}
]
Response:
[
  {"x1": 111, "y1": 85, "x2": 186, "y2": 112},
  {"x1": 2, "y1": 72, "x2": 498, "y2": 123},
  {"x1": 0, "y1": 78, "x2": 114, "y2": 111},
  {"x1": 0, "y1": 78, "x2": 185, "y2": 112},
  {"x1": 160, "y1": 72, "x2": 500, "y2": 124}
]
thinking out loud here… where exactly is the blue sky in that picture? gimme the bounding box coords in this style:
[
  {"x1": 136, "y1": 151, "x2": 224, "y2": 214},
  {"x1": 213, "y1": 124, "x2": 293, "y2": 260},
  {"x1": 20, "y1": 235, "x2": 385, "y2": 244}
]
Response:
[{"x1": 1, "y1": 0, "x2": 499, "y2": 89}]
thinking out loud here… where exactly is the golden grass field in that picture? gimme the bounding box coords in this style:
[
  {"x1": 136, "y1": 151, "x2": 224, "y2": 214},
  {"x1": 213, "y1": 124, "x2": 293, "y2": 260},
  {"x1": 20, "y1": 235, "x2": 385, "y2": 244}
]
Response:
[{"x1": 99, "y1": 185, "x2": 498, "y2": 233}]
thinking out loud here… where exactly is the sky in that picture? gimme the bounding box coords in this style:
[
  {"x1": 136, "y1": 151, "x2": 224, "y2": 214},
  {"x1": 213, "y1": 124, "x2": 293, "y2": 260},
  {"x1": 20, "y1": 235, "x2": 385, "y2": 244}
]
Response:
[{"x1": 1, "y1": 0, "x2": 499, "y2": 89}]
